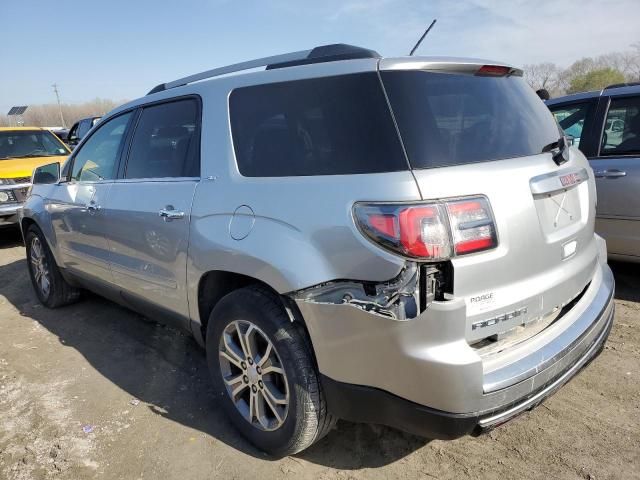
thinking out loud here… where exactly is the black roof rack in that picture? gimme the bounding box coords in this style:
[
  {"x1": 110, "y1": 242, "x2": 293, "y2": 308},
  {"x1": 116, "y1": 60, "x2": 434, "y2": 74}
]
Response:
[
  {"x1": 604, "y1": 81, "x2": 640, "y2": 90},
  {"x1": 147, "y1": 44, "x2": 380, "y2": 95},
  {"x1": 266, "y1": 44, "x2": 380, "y2": 70}
]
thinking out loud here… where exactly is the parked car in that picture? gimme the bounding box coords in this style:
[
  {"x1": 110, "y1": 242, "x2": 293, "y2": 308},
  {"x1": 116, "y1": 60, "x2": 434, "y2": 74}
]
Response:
[
  {"x1": 66, "y1": 116, "x2": 101, "y2": 148},
  {"x1": 0, "y1": 127, "x2": 70, "y2": 226},
  {"x1": 547, "y1": 83, "x2": 640, "y2": 262},
  {"x1": 20, "y1": 44, "x2": 614, "y2": 456},
  {"x1": 49, "y1": 127, "x2": 70, "y2": 142}
]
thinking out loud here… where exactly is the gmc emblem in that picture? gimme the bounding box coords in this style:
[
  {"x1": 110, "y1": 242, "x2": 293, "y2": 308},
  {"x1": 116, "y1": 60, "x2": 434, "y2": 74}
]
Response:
[{"x1": 559, "y1": 173, "x2": 580, "y2": 187}]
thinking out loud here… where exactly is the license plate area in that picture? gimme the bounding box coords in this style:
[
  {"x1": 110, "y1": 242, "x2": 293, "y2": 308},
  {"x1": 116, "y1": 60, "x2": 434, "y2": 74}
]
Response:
[
  {"x1": 529, "y1": 167, "x2": 588, "y2": 240},
  {"x1": 534, "y1": 187, "x2": 582, "y2": 235}
]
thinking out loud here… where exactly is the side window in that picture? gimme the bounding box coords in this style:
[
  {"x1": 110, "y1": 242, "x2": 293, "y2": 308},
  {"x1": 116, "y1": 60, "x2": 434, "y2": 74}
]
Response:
[
  {"x1": 125, "y1": 99, "x2": 200, "y2": 179},
  {"x1": 71, "y1": 112, "x2": 132, "y2": 182},
  {"x1": 600, "y1": 96, "x2": 640, "y2": 156},
  {"x1": 550, "y1": 102, "x2": 593, "y2": 151},
  {"x1": 77, "y1": 120, "x2": 91, "y2": 139},
  {"x1": 229, "y1": 73, "x2": 407, "y2": 177}
]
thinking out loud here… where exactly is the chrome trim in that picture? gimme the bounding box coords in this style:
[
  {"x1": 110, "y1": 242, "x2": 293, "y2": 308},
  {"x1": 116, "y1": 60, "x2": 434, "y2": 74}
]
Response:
[
  {"x1": 529, "y1": 167, "x2": 589, "y2": 196},
  {"x1": 478, "y1": 303, "x2": 613, "y2": 429},
  {"x1": 0, "y1": 182, "x2": 30, "y2": 191},
  {"x1": 0, "y1": 203, "x2": 22, "y2": 215},
  {"x1": 482, "y1": 265, "x2": 613, "y2": 393}
]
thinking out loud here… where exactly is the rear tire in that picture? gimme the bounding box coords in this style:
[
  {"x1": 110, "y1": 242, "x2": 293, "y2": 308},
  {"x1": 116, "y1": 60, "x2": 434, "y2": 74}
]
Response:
[
  {"x1": 206, "y1": 285, "x2": 336, "y2": 456},
  {"x1": 25, "y1": 225, "x2": 80, "y2": 308}
]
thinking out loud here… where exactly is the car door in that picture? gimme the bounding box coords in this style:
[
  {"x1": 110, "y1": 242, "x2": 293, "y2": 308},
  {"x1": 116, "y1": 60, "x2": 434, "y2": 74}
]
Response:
[
  {"x1": 103, "y1": 97, "x2": 201, "y2": 322},
  {"x1": 48, "y1": 111, "x2": 134, "y2": 282},
  {"x1": 589, "y1": 94, "x2": 640, "y2": 259}
]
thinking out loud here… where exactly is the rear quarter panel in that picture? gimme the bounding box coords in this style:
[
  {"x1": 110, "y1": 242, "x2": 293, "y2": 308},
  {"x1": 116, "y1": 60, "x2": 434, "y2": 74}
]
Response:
[{"x1": 183, "y1": 61, "x2": 423, "y2": 325}]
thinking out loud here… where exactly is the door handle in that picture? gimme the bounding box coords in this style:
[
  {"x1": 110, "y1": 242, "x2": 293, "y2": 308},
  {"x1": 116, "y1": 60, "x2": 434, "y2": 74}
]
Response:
[
  {"x1": 159, "y1": 206, "x2": 185, "y2": 221},
  {"x1": 594, "y1": 169, "x2": 627, "y2": 178}
]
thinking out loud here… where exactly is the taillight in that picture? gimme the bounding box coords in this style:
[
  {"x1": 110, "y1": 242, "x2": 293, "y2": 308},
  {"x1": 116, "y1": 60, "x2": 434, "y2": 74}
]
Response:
[
  {"x1": 354, "y1": 196, "x2": 497, "y2": 260},
  {"x1": 475, "y1": 65, "x2": 512, "y2": 77}
]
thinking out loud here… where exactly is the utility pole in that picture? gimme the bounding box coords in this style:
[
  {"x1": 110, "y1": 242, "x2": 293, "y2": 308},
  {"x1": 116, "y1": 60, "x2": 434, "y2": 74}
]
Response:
[{"x1": 52, "y1": 83, "x2": 66, "y2": 127}]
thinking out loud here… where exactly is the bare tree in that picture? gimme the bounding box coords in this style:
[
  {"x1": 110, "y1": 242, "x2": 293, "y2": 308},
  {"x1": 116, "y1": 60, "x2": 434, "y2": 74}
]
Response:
[
  {"x1": 0, "y1": 99, "x2": 125, "y2": 128},
  {"x1": 523, "y1": 62, "x2": 562, "y2": 95}
]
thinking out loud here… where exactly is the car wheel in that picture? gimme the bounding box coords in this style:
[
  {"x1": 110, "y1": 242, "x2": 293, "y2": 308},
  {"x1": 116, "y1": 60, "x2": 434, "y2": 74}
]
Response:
[
  {"x1": 25, "y1": 225, "x2": 80, "y2": 308},
  {"x1": 206, "y1": 285, "x2": 336, "y2": 456}
]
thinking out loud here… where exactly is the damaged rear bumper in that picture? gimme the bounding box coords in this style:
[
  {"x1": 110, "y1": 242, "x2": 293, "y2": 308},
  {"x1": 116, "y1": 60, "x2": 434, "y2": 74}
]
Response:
[{"x1": 294, "y1": 261, "x2": 614, "y2": 438}]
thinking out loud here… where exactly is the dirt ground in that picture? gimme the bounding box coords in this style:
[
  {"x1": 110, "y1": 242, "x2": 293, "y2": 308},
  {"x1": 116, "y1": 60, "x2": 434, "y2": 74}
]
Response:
[{"x1": 0, "y1": 227, "x2": 638, "y2": 480}]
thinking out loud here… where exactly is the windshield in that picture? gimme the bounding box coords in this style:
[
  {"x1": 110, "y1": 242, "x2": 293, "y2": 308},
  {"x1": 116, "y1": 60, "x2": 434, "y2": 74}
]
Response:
[
  {"x1": 0, "y1": 130, "x2": 69, "y2": 160},
  {"x1": 381, "y1": 71, "x2": 561, "y2": 169}
]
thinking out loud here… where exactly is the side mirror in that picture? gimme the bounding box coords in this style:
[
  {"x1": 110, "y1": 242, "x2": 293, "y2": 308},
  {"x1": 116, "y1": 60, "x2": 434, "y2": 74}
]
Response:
[{"x1": 32, "y1": 162, "x2": 61, "y2": 185}]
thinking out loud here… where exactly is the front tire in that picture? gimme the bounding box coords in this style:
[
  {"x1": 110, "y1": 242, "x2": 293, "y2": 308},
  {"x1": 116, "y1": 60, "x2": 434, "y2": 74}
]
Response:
[
  {"x1": 206, "y1": 286, "x2": 335, "y2": 456},
  {"x1": 25, "y1": 225, "x2": 80, "y2": 308}
]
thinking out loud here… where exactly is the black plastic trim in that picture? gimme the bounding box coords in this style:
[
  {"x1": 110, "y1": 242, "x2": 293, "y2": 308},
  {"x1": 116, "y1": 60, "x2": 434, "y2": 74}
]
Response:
[
  {"x1": 266, "y1": 44, "x2": 380, "y2": 70},
  {"x1": 147, "y1": 83, "x2": 166, "y2": 95},
  {"x1": 320, "y1": 375, "x2": 478, "y2": 440}
]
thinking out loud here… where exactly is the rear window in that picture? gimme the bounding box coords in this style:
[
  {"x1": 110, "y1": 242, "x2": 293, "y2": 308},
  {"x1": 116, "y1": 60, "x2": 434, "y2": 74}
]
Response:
[
  {"x1": 229, "y1": 73, "x2": 407, "y2": 177},
  {"x1": 126, "y1": 99, "x2": 200, "y2": 179},
  {"x1": 381, "y1": 71, "x2": 561, "y2": 169}
]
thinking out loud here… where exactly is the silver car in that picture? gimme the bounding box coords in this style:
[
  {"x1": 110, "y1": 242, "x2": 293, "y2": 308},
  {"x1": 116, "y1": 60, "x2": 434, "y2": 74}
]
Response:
[
  {"x1": 20, "y1": 44, "x2": 614, "y2": 456},
  {"x1": 547, "y1": 84, "x2": 640, "y2": 262}
]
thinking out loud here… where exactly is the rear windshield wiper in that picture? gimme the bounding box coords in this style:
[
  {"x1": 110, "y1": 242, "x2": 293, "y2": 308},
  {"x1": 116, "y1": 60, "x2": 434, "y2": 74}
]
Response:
[{"x1": 542, "y1": 137, "x2": 569, "y2": 165}]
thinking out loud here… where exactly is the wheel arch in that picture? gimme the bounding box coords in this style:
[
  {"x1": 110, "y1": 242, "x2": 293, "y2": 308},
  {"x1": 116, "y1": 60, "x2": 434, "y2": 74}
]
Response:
[{"x1": 194, "y1": 270, "x2": 307, "y2": 346}]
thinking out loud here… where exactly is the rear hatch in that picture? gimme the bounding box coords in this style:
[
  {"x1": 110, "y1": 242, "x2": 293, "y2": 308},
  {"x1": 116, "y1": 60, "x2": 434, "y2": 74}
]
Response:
[{"x1": 379, "y1": 58, "x2": 599, "y2": 344}]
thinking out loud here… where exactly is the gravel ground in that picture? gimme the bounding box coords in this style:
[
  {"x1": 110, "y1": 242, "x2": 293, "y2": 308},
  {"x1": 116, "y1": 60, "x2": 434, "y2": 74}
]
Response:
[{"x1": 0, "y1": 227, "x2": 638, "y2": 480}]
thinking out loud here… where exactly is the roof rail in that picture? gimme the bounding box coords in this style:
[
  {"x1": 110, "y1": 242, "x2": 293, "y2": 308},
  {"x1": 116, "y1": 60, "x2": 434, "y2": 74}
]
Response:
[
  {"x1": 604, "y1": 81, "x2": 640, "y2": 90},
  {"x1": 147, "y1": 44, "x2": 380, "y2": 95}
]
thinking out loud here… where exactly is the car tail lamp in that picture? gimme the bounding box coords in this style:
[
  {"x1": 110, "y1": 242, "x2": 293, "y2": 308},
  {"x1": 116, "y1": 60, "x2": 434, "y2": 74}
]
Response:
[
  {"x1": 354, "y1": 196, "x2": 497, "y2": 260},
  {"x1": 475, "y1": 65, "x2": 512, "y2": 77}
]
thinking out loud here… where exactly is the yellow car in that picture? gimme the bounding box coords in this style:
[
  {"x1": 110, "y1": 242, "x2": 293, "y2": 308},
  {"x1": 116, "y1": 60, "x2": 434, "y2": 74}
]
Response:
[{"x1": 0, "y1": 127, "x2": 70, "y2": 225}]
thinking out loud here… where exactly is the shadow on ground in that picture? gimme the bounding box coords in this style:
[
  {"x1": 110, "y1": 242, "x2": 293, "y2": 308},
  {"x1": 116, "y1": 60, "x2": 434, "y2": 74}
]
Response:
[
  {"x1": 0, "y1": 225, "x2": 23, "y2": 249},
  {"x1": 0, "y1": 231, "x2": 426, "y2": 468},
  {"x1": 609, "y1": 260, "x2": 640, "y2": 302}
]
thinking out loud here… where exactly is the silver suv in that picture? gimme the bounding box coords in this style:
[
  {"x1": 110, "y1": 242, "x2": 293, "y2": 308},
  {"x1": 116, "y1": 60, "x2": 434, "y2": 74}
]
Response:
[{"x1": 20, "y1": 44, "x2": 614, "y2": 456}]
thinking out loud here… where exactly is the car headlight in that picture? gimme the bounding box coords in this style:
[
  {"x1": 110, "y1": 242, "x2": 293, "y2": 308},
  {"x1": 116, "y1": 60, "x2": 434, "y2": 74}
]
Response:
[{"x1": 0, "y1": 191, "x2": 9, "y2": 202}]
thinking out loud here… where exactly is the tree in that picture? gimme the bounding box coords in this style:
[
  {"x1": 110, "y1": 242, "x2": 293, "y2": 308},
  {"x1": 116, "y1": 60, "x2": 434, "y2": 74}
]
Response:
[
  {"x1": 523, "y1": 62, "x2": 561, "y2": 95},
  {"x1": 0, "y1": 98, "x2": 123, "y2": 127},
  {"x1": 567, "y1": 67, "x2": 625, "y2": 94}
]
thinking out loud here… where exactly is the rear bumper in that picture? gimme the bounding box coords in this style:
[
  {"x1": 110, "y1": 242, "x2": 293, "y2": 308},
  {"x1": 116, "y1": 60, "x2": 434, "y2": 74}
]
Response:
[
  {"x1": 298, "y1": 257, "x2": 614, "y2": 438},
  {"x1": 319, "y1": 283, "x2": 613, "y2": 439}
]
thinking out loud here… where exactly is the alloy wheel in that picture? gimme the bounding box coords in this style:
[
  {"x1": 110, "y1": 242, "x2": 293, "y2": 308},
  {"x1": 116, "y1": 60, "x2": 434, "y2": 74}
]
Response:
[
  {"x1": 29, "y1": 236, "x2": 51, "y2": 298},
  {"x1": 218, "y1": 320, "x2": 289, "y2": 431}
]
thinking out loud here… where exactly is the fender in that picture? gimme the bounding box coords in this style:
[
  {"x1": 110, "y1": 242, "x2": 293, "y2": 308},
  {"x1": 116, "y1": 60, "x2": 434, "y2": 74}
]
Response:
[{"x1": 20, "y1": 186, "x2": 63, "y2": 266}]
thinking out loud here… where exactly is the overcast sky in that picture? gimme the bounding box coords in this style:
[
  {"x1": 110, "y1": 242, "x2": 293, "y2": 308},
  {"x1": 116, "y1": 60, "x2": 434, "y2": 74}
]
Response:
[{"x1": 2, "y1": 0, "x2": 639, "y2": 112}]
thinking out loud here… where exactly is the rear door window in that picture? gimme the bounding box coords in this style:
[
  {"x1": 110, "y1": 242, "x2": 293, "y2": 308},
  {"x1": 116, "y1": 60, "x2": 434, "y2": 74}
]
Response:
[
  {"x1": 600, "y1": 96, "x2": 640, "y2": 156},
  {"x1": 125, "y1": 98, "x2": 200, "y2": 179},
  {"x1": 381, "y1": 71, "x2": 561, "y2": 169},
  {"x1": 549, "y1": 102, "x2": 594, "y2": 152},
  {"x1": 229, "y1": 73, "x2": 407, "y2": 177}
]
